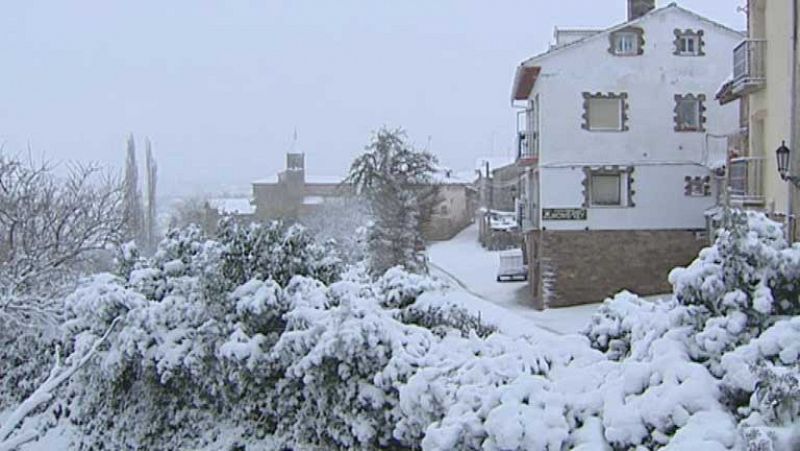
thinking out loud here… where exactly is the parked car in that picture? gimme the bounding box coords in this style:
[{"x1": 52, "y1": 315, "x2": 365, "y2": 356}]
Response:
[{"x1": 496, "y1": 249, "x2": 528, "y2": 282}]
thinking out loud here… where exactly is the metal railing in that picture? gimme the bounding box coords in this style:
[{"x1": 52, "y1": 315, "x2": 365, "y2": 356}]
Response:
[
  {"x1": 733, "y1": 39, "x2": 766, "y2": 91},
  {"x1": 728, "y1": 156, "x2": 765, "y2": 205},
  {"x1": 727, "y1": 129, "x2": 749, "y2": 157}
]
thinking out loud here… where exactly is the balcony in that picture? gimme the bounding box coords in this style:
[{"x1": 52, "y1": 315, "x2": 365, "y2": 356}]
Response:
[
  {"x1": 732, "y1": 39, "x2": 766, "y2": 95},
  {"x1": 728, "y1": 156, "x2": 765, "y2": 207},
  {"x1": 727, "y1": 129, "x2": 749, "y2": 157},
  {"x1": 516, "y1": 131, "x2": 539, "y2": 166}
]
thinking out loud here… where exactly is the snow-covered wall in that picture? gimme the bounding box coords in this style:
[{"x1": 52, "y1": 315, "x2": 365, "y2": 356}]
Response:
[{"x1": 522, "y1": 6, "x2": 743, "y2": 231}]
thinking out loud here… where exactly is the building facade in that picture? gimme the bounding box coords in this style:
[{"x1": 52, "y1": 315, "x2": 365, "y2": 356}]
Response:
[
  {"x1": 511, "y1": 1, "x2": 743, "y2": 308},
  {"x1": 717, "y1": 0, "x2": 800, "y2": 240}
]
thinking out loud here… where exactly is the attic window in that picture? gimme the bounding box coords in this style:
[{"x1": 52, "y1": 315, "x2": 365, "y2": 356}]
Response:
[
  {"x1": 582, "y1": 92, "x2": 629, "y2": 132},
  {"x1": 674, "y1": 94, "x2": 707, "y2": 132},
  {"x1": 674, "y1": 29, "x2": 705, "y2": 56},
  {"x1": 609, "y1": 27, "x2": 644, "y2": 56}
]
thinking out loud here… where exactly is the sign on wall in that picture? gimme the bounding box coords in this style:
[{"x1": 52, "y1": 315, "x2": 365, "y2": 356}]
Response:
[{"x1": 542, "y1": 208, "x2": 587, "y2": 221}]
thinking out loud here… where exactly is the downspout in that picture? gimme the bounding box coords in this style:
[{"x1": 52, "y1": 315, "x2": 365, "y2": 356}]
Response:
[{"x1": 789, "y1": 0, "x2": 798, "y2": 241}]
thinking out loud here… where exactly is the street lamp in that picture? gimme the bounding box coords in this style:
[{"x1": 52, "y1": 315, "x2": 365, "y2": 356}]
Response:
[{"x1": 777, "y1": 141, "x2": 800, "y2": 187}]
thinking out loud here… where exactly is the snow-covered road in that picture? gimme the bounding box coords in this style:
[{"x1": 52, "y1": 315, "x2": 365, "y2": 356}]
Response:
[{"x1": 426, "y1": 224, "x2": 601, "y2": 336}]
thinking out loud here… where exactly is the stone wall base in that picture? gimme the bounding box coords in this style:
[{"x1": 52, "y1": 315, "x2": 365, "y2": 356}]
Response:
[{"x1": 525, "y1": 229, "x2": 706, "y2": 309}]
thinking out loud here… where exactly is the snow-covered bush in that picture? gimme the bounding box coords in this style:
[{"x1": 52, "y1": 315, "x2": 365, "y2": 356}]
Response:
[
  {"x1": 670, "y1": 211, "x2": 800, "y2": 350},
  {"x1": 577, "y1": 210, "x2": 800, "y2": 450},
  {"x1": 217, "y1": 218, "x2": 343, "y2": 288},
  {"x1": 55, "y1": 222, "x2": 351, "y2": 449},
  {"x1": 399, "y1": 304, "x2": 497, "y2": 338},
  {"x1": 268, "y1": 280, "x2": 434, "y2": 449},
  {"x1": 583, "y1": 291, "x2": 700, "y2": 361},
  {"x1": 376, "y1": 266, "x2": 443, "y2": 309}
]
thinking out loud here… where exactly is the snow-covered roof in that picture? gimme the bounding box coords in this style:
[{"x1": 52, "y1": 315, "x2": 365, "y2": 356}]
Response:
[
  {"x1": 303, "y1": 196, "x2": 325, "y2": 206},
  {"x1": 512, "y1": 3, "x2": 746, "y2": 101},
  {"x1": 306, "y1": 175, "x2": 344, "y2": 185},
  {"x1": 252, "y1": 175, "x2": 279, "y2": 184},
  {"x1": 252, "y1": 174, "x2": 344, "y2": 185},
  {"x1": 476, "y1": 157, "x2": 516, "y2": 173},
  {"x1": 432, "y1": 168, "x2": 476, "y2": 185},
  {"x1": 208, "y1": 198, "x2": 255, "y2": 215}
]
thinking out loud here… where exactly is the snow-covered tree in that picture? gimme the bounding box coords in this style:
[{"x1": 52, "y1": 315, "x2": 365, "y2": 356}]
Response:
[
  {"x1": 0, "y1": 153, "x2": 126, "y2": 446},
  {"x1": 346, "y1": 128, "x2": 439, "y2": 276}
]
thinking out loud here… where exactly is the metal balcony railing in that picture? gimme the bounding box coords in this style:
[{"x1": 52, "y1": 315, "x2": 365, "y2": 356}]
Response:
[
  {"x1": 727, "y1": 129, "x2": 749, "y2": 157},
  {"x1": 733, "y1": 39, "x2": 766, "y2": 94},
  {"x1": 729, "y1": 156, "x2": 765, "y2": 205}
]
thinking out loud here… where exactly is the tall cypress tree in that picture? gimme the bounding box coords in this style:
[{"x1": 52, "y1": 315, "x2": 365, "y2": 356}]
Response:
[
  {"x1": 144, "y1": 138, "x2": 158, "y2": 254},
  {"x1": 122, "y1": 134, "x2": 145, "y2": 247}
]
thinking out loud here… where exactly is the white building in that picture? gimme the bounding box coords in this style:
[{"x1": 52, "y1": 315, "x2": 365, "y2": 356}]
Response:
[{"x1": 510, "y1": 1, "x2": 743, "y2": 308}]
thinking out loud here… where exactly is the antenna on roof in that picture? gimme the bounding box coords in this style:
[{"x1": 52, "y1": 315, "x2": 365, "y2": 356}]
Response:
[{"x1": 289, "y1": 128, "x2": 298, "y2": 153}]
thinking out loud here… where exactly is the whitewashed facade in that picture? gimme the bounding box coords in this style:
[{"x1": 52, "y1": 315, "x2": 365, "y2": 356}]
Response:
[{"x1": 510, "y1": 3, "x2": 744, "y2": 308}]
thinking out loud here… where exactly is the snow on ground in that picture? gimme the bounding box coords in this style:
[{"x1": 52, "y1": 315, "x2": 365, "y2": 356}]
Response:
[{"x1": 427, "y1": 224, "x2": 607, "y2": 335}]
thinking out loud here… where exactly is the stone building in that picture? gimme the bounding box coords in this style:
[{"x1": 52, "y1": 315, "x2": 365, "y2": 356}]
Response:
[
  {"x1": 424, "y1": 170, "x2": 478, "y2": 241},
  {"x1": 203, "y1": 198, "x2": 256, "y2": 234},
  {"x1": 251, "y1": 153, "x2": 350, "y2": 221},
  {"x1": 243, "y1": 153, "x2": 476, "y2": 241},
  {"x1": 510, "y1": 1, "x2": 743, "y2": 308}
]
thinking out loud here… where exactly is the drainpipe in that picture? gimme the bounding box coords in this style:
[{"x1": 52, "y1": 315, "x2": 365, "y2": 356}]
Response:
[{"x1": 789, "y1": 0, "x2": 799, "y2": 241}]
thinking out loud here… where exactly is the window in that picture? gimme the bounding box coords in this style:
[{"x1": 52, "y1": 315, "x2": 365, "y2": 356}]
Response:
[
  {"x1": 582, "y1": 92, "x2": 629, "y2": 131},
  {"x1": 684, "y1": 176, "x2": 711, "y2": 197},
  {"x1": 608, "y1": 27, "x2": 644, "y2": 56},
  {"x1": 614, "y1": 33, "x2": 638, "y2": 55},
  {"x1": 673, "y1": 29, "x2": 705, "y2": 56},
  {"x1": 582, "y1": 167, "x2": 635, "y2": 208},
  {"x1": 591, "y1": 174, "x2": 622, "y2": 206},
  {"x1": 674, "y1": 94, "x2": 706, "y2": 132}
]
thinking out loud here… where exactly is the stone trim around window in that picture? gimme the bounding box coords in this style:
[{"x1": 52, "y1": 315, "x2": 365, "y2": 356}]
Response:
[
  {"x1": 673, "y1": 93, "x2": 707, "y2": 132},
  {"x1": 673, "y1": 29, "x2": 705, "y2": 56},
  {"x1": 581, "y1": 166, "x2": 636, "y2": 208},
  {"x1": 608, "y1": 26, "x2": 645, "y2": 56},
  {"x1": 684, "y1": 175, "x2": 711, "y2": 197},
  {"x1": 581, "y1": 92, "x2": 630, "y2": 132}
]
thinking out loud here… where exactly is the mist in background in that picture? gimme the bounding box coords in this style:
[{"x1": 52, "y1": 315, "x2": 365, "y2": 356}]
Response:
[{"x1": 0, "y1": 0, "x2": 745, "y2": 196}]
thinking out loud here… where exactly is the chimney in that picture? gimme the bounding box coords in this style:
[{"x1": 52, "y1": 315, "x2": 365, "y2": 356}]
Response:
[{"x1": 628, "y1": 0, "x2": 656, "y2": 21}]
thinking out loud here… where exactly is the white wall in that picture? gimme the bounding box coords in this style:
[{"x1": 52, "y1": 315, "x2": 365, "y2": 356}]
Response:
[
  {"x1": 524, "y1": 7, "x2": 742, "y2": 231},
  {"x1": 540, "y1": 163, "x2": 714, "y2": 230}
]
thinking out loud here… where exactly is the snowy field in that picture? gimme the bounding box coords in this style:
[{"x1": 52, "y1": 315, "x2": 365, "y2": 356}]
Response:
[{"x1": 427, "y1": 224, "x2": 606, "y2": 335}]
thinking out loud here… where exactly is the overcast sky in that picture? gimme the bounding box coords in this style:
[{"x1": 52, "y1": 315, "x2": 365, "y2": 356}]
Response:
[{"x1": 1, "y1": 1, "x2": 744, "y2": 196}]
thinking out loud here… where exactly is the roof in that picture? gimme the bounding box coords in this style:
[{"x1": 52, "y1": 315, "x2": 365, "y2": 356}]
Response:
[
  {"x1": 475, "y1": 157, "x2": 516, "y2": 174},
  {"x1": 432, "y1": 168, "x2": 476, "y2": 185},
  {"x1": 511, "y1": 3, "x2": 746, "y2": 102},
  {"x1": 208, "y1": 198, "x2": 255, "y2": 215},
  {"x1": 512, "y1": 66, "x2": 541, "y2": 101},
  {"x1": 303, "y1": 196, "x2": 325, "y2": 206},
  {"x1": 252, "y1": 174, "x2": 345, "y2": 185}
]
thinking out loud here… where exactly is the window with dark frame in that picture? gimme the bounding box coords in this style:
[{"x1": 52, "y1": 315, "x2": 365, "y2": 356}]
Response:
[
  {"x1": 582, "y1": 167, "x2": 635, "y2": 208},
  {"x1": 684, "y1": 176, "x2": 711, "y2": 197},
  {"x1": 673, "y1": 29, "x2": 705, "y2": 56},
  {"x1": 674, "y1": 94, "x2": 706, "y2": 132},
  {"x1": 582, "y1": 92, "x2": 629, "y2": 132}
]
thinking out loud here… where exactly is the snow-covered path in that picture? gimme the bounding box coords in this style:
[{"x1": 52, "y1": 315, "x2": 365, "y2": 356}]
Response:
[{"x1": 426, "y1": 224, "x2": 601, "y2": 335}]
